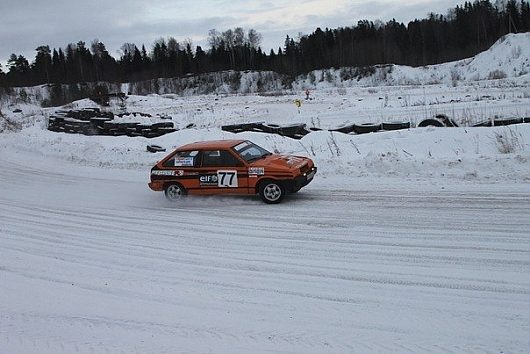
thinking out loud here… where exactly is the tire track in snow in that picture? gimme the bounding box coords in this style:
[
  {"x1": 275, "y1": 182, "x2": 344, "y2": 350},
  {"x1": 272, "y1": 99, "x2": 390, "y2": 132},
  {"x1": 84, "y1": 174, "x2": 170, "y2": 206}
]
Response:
[{"x1": 1, "y1": 158, "x2": 529, "y2": 352}]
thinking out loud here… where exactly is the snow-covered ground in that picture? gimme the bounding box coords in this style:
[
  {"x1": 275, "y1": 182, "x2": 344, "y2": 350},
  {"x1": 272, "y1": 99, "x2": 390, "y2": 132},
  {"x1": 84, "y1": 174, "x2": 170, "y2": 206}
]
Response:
[
  {"x1": 1, "y1": 147, "x2": 529, "y2": 353},
  {"x1": 1, "y1": 34, "x2": 530, "y2": 353}
]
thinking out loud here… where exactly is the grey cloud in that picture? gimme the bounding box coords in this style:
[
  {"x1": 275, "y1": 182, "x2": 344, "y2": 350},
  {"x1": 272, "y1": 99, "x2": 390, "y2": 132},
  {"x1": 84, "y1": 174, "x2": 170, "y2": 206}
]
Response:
[{"x1": 254, "y1": 0, "x2": 463, "y2": 52}]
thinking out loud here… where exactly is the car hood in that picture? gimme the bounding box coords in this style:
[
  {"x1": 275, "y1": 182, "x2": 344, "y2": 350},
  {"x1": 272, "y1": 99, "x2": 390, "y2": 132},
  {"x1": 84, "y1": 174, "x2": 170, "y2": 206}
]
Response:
[{"x1": 249, "y1": 154, "x2": 309, "y2": 170}]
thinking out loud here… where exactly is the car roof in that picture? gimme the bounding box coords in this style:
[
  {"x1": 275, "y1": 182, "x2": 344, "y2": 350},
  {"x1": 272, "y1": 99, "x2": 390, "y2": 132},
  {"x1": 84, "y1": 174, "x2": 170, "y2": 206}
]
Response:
[{"x1": 177, "y1": 139, "x2": 247, "y2": 151}]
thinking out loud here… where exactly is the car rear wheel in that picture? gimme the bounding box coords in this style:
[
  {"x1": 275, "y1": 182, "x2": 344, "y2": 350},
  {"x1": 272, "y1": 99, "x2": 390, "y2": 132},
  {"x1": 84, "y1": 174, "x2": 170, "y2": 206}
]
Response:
[
  {"x1": 259, "y1": 180, "x2": 285, "y2": 204},
  {"x1": 164, "y1": 183, "x2": 186, "y2": 201}
]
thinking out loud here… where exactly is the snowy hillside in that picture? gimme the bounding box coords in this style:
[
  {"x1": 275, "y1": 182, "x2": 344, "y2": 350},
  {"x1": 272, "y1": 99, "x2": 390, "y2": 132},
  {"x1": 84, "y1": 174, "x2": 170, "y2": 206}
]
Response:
[
  {"x1": 1, "y1": 33, "x2": 529, "y2": 105},
  {"x1": 295, "y1": 32, "x2": 530, "y2": 88}
]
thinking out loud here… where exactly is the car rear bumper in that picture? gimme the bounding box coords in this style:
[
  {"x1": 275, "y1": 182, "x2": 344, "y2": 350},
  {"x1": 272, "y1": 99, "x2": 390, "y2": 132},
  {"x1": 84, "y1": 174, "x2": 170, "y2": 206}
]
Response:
[{"x1": 148, "y1": 181, "x2": 164, "y2": 191}]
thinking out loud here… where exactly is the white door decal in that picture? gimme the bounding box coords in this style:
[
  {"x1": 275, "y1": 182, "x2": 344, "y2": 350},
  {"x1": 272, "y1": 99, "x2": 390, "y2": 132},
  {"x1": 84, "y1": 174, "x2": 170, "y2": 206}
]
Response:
[{"x1": 217, "y1": 170, "x2": 238, "y2": 187}]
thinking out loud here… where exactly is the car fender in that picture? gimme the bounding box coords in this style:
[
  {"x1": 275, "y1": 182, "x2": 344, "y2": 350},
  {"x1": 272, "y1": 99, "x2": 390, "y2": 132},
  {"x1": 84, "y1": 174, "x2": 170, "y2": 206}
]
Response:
[{"x1": 254, "y1": 176, "x2": 293, "y2": 194}]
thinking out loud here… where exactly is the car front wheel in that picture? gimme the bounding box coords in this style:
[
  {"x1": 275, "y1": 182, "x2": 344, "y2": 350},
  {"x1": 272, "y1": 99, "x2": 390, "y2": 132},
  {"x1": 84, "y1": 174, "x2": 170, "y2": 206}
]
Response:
[
  {"x1": 259, "y1": 180, "x2": 285, "y2": 204},
  {"x1": 164, "y1": 183, "x2": 186, "y2": 201}
]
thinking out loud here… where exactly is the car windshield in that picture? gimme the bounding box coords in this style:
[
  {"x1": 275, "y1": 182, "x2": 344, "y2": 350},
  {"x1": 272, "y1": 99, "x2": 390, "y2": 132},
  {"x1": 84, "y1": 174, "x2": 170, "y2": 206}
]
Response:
[{"x1": 233, "y1": 141, "x2": 271, "y2": 162}]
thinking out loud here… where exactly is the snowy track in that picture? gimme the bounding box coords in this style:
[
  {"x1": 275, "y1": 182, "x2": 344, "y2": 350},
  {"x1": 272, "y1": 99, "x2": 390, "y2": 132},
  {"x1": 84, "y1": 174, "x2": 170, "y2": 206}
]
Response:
[{"x1": 1, "y1": 156, "x2": 530, "y2": 353}]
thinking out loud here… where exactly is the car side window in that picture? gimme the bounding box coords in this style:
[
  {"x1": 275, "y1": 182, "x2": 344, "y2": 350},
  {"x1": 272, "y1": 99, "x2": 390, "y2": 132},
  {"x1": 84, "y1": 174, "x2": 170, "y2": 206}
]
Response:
[
  {"x1": 164, "y1": 150, "x2": 199, "y2": 167},
  {"x1": 201, "y1": 150, "x2": 243, "y2": 167}
]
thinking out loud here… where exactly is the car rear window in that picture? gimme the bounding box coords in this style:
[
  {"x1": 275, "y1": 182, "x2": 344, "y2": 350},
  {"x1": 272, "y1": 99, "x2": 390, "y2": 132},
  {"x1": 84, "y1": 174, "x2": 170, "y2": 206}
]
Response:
[{"x1": 164, "y1": 150, "x2": 199, "y2": 167}]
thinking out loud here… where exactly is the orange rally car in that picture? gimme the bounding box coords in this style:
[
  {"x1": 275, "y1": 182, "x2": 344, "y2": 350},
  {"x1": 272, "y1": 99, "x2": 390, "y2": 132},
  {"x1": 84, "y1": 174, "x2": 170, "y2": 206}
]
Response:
[{"x1": 148, "y1": 139, "x2": 317, "y2": 203}]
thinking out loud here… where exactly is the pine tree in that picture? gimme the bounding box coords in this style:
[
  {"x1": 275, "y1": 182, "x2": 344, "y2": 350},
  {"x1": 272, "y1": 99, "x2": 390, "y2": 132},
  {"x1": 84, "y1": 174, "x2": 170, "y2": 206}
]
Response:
[{"x1": 33, "y1": 45, "x2": 52, "y2": 84}]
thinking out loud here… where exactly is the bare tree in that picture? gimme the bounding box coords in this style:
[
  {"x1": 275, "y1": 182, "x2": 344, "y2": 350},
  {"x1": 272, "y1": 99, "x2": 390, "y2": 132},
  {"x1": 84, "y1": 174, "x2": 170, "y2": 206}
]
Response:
[
  {"x1": 167, "y1": 37, "x2": 180, "y2": 53},
  {"x1": 120, "y1": 43, "x2": 137, "y2": 59},
  {"x1": 234, "y1": 27, "x2": 245, "y2": 46},
  {"x1": 247, "y1": 29, "x2": 263, "y2": 49},
  {"x1": 208, "y1": 29, "x2": 222, "y2": 49},
  {"x1": 222, "y1": 29, "x2": 235, "y2": 48}
]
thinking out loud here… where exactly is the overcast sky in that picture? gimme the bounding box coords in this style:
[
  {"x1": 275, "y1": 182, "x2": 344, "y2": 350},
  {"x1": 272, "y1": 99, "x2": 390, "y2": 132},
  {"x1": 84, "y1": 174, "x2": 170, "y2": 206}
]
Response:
[{"x1": 0, "y1": 0, "x2": 464, "y2": 68}]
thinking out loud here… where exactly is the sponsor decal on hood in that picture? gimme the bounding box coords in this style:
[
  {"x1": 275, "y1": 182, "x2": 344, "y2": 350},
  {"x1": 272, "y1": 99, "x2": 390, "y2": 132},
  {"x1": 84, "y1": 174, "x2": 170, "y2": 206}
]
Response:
[{"x1": 279, "y1": 155, "x2": 306, "y2": 167}]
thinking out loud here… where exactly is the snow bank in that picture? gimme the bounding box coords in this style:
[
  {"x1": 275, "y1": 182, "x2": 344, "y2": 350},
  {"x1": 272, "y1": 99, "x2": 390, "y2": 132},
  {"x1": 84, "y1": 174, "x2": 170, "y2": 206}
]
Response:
[{"x1": 1, "y1": 120, "x2": 528, "y2": 182}]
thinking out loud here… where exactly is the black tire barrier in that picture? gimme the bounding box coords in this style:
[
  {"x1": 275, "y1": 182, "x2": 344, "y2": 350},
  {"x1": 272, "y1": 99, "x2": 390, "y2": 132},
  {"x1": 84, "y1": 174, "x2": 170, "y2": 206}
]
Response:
[
  {"x1": 240, "y1": 122, "x2": 265, "y2": 131},
  {"x1": 353, "y1": 123, "x2": 382, "y2": 134},
  {"x1": 47, "y1": 109, "x2": 176, "y2": 139},
  {"x1": 49, "y1": 116, "x2": 64, "y2": 123},
  {"x1": 472, "y1": 120, "x2": 493, "y2": 127},
  {"x1": 278, "y1": 123, "x2": 311, "y2": 139},
  {"x1": 117, "y1": 112, "x2": 153, "y2": 118},
  {"x1": 147, "y1": 145, "x2": 166, "y2": 153},
  {"x1": 330, "y1": 123, "x2": 356, "y2": 134},
  {"x1": 157, "y1": 127, "x2": 178, "y2": 135},
  {"x1": 249, "y1": 125, "x2": 267, "y2": 133},
  {"x1": 89, "y1": 117, "x2": 113, "y2": 124},
  {"x1": 435, "y1": 114, "x2": 458, "y2": 127},
  {"x1": 382, "y1": 121, "x2": 411, "y2": 131},
  {"x1": 49, "y1": 108, "x2": 530, "y2": 142},
  {"x1": 221, "y1": 123, "x2": 246, "y2": 132},
  {"x1": 261, "y1": 123, "x2": 281, "y2": 134},
  {"x1": 417, "y1": 118, "x2": 445, "y2": 127},
  {"x1": 221, "y1": 122, "x2": 266, "y2": 133},
  {"x1": 493, "y1": 117, "x2": 523, "y2": 126},
  {"x1": 222, "y1": 122, "x2": 312, "y2": 137},
  {"x1": 151, "y1": 122, "x2": 174, "y2": 129},
  {"x1": 63, "y1": 119, "x2": 93, "y2": 129}
]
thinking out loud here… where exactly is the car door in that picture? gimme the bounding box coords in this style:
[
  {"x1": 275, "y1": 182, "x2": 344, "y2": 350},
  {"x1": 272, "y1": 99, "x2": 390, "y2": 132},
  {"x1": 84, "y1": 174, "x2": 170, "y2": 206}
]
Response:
[{"x1": 196, "y1": 149, "x2": 249, "y2": 195}]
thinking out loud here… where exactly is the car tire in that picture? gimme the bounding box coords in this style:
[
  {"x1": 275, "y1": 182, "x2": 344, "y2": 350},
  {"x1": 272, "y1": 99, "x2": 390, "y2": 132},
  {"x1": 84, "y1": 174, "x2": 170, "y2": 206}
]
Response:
[
  {"x1": 493, "y1": 117, "x2": 523, "y2": 126},
  {"x1": 259, "y1": 180, "x2": 285, "y2": 204},
  {"x1": 417, "y1": 118, "x2": 445, "y2": 127},
  {"x1": 147, "y1": 144, "x2": 166, "y2": 153},
  {"x1": 330, "y1": 123, "x2": 356, "y2": 134},
  {"x1": 164, "y1": 183, "x2": 187, "y2": 201},
  {"x1": 472, "y1": 120, "x2": 493, "y2": 127},
  {"x1": 261, "y1": 123, "x2": 281, "y2": 134},
  {"x1": 352, "y1": 123, "x2": 382, "y2": 134},
  {"x1": 382, "y1": 121, "x2": 411, "y2": 131}
]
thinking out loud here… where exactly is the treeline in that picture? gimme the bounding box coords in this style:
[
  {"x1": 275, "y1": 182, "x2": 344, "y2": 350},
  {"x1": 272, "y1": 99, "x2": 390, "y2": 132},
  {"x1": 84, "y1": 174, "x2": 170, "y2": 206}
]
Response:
[
  {"x1": 285, "y1": 0, "x2": 530, "y2": 74},
  {"x1": 1, "y1": 0, "x2": 529, "y2": 88}
]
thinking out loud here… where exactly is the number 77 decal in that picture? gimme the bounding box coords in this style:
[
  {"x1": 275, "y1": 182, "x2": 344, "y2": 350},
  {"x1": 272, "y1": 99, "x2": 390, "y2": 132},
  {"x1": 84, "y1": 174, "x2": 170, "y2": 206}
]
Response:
[{"x1": 217, "y1": 170, "x2": 238, "y2": 187}]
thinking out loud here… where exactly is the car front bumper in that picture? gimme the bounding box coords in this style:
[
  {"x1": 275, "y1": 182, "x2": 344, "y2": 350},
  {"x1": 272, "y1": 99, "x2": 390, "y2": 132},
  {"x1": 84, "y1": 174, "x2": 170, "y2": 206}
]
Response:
[{"x1": 291, "y1": 166, "x2": 317, "y2": 192}]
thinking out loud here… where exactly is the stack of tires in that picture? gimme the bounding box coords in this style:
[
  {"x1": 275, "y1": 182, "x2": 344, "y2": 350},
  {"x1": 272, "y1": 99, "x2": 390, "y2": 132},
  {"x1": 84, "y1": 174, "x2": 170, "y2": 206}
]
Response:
[
  {"x1": 473, "y1": 117, "x2": 526, "y2": 127},
  {"x1": 218, "y1": 113, "x2": 530, "y2": 141},
  {"x1": 328, "y1": 121, "x2": 410, "y2": 134},
  {"x1": 48, "y1": 108, "x2": 112, "y2": 135},
  {"x1": 221, "y1": 122, "x2": 311, "y2": 139},
  {"x1": 47, "y1": 108, "x2": 177, "y2": 138}
]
